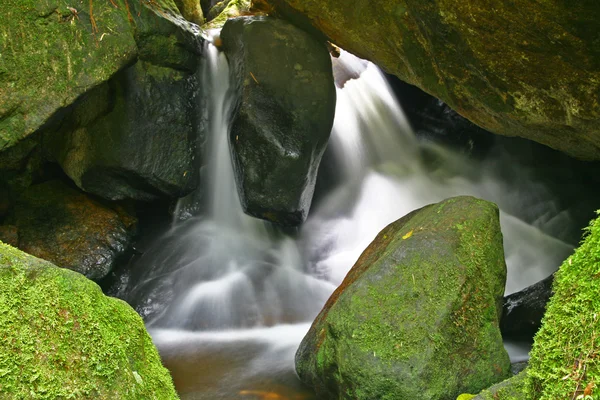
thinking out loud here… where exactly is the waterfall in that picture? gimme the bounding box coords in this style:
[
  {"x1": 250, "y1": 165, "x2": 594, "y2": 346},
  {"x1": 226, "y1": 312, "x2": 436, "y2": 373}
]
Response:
[{"x1": 125, "y1": 44, "x2": 575, "y2": 397}]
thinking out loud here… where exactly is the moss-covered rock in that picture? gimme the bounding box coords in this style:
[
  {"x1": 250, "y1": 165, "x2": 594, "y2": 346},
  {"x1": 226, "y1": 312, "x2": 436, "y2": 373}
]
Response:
[
  {"x1": 221, "y1": 16, "x2": 336, "y2": 226},
  {"x1": 470, "y1": 370, "x2": 528, "y2": 400},
  {"x1": 264, "y1": 0, "x2": 600, "y2": 160},
  {"x1": 0, "y1": 0, "x2": 200, "y2": 155},
  {"x1": 6, "y1": 180, "x2": 137, "y2": 280},
  {"x1": 202, "y1": 0, "x2": 251, "y2": 31},
  {"x1": 0, "y1": 242, "x2": 178, "y2": 399},
  {"x1": 174, "y1": 0, "x2": 205, "y2": 24},
  {"x1": 0, "y1": 0, "x2": 137, "y2": 151},
  {"x1": 296, "y1": 196, "x2": 511, "y2": 399},
  {"x1": 525, "y1": 212, "x2": 600, "y2": 399}
]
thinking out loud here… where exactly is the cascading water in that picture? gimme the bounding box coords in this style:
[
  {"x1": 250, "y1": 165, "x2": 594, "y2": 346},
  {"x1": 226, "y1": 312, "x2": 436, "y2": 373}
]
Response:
[{"x1": 124, "y1": 42, "x2": 577, "y2": 398}]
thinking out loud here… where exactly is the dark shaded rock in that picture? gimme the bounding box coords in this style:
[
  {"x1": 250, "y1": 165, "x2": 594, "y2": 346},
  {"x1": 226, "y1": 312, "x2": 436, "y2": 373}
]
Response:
[
  {"x1": 0, "y1": 136, "x2": 43, "y2": 218},
  {"x1": 501, "y1": 274, "x2": 553, "y2": 340},
  {"x1": 263, "y1": 0, "x2": 600, "y2": 160},
  {"x1": 45, "y1": 59, "x2": 201, "y2": 201},
  {"x1": 0, "y1": 242, "x2": 178, "y2": 399},
  {"x1": 511, "y1": 361, "x2": 528, "y2": 376},
  {"x1": 7, "y1": 180, "x2": 137, "y2": 280},
  {"x1": 221, "y1": 16, "x2": 336, "y2": 226},
  {"x1": 296, "y1": 196, "x2": 510, "y2": 399},
  {"x1": 385, "y1": 76, "x2": 495, "y2": 158},
  {"x1": 0, "y1": 225, "x2": 18, "y2": 247}
]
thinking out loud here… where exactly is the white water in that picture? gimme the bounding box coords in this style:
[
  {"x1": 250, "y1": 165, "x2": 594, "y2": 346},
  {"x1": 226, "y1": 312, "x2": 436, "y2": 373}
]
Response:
[{"x1": 127, "y1": 44, "x2": 575, "y2": 398}]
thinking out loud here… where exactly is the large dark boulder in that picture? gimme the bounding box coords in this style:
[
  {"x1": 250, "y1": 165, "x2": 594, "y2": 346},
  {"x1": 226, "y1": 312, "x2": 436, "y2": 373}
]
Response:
[
  {"x1": 261, "y1": 0, "x2": 600, "y2": 160},
  {"x1": 0, "y1": 242, "x2": 178, "y2": 399},
  {"x1": 221, "y1": 16, "x2": 336, "y2": 226},
  {"x1": 296, "y1": 196, "x2": 510, "y2": 399},
  {"x1": 6, "y1": 180, "x2": 137, "y2": 280},
  {"x1": 45, "y1": 59, "x2": 201, "y2": 201}
]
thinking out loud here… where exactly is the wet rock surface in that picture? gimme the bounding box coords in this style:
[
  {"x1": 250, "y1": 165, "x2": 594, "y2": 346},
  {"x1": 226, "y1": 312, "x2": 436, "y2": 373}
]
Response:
[
  {"x1": 45, "y1": 60, "x2": 201, "y2": 202},
  {"x1": 6, "y1": 180, "x2": 137, "y2": 280},
  {"x1": 222, "y1": 16, "x2": 336, "y2": 226},
  {"x1": 501, "y1": 274, "x2": 553, "y2": 340}
]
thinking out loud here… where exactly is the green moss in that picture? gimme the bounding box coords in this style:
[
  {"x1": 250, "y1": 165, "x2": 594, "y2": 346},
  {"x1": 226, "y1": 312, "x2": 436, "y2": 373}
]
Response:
[
  {"x1": 472, "y1": 370, "x2": 528, "y2": 399},
  {"x1": 296, "y1": 196, "x2": 510, "y2": 399},
  {"x1": 525, "y1": 212, "x2": 600, "y2": 399},
  {"x1": 0, "y1": 0, "x2": 138, "y2": 150},
  {"x1": 202, "y1": 0, "x2": 250, "y2": 31},
  {"x1": 0, "y1": 242, "x2": 178, "y2": 399}
]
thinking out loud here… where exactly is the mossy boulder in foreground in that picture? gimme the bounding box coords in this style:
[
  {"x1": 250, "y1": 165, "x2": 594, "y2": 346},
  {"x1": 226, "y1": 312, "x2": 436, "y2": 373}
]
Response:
[
  {"x1": 525, "y1": 212, "x2": 600, "y2": 399},
  {"x1": 296, "y1": 196, "x2": 511, "y2": 399},
  {"x1": 0, "y1": 242, "x2": 178, "y2": 399}
]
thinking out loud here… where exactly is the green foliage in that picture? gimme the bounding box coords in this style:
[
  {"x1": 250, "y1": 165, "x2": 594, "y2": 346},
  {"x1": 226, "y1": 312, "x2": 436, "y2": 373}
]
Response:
[
  {"x1": 526, "y1": 212, "x2": 600, "y2": 399},
  {"x1": 0, "y1": 242, "x2": 178, "y2": 399}
]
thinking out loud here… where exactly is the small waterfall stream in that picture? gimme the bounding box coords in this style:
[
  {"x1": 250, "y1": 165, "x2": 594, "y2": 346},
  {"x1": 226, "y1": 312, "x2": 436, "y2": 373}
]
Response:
[{"x1": 124, "y1": 41, "x2": 578, "y2": 398}]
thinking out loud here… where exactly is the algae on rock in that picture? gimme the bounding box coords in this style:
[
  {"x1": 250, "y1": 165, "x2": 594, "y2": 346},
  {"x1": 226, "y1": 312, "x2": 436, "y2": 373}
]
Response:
[
  {"x1": 296, "y1": 196, "x2": 510, "y2": 399},
  {"x1": 0, "y1": 242, "x2": 178, "y2": 399}
]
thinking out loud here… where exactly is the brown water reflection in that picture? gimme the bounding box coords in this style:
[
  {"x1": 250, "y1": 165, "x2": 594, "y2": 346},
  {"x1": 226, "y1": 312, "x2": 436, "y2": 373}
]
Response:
[{"x1": 152, "y1": 327, "x2": 317, "y2": 400}]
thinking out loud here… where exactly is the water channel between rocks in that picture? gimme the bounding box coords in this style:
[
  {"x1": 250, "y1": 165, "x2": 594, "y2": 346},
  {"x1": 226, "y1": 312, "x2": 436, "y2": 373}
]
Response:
[{"x1": 121, "y1": 38, "x2": 585, "y2": 399}]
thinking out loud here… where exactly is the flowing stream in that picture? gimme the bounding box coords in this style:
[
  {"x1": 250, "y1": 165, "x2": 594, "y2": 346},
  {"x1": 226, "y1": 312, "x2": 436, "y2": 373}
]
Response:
[{"x1": 124, "y1": 40, "x2": 580, "y2": 399}]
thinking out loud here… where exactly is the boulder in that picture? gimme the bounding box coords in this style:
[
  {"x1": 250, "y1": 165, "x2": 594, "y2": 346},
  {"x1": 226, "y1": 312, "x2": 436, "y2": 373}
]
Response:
[
  {"x1": 500, "y1": 274, "x2": 553, "y2": 340},
  {"x1": 0, "y1": 0, "x2": 137, "y2": 151},
  {"x1": 6, "y1": 180, "x2": 137, "y2": 280},
  {"x1": 296, "y1": 196, "x2": 511, "y2": 399},
  {"x1": 0, "y1": 242, "x2": 178, "y2": 399},
  {"x1": 174, "y1": 0, "x2": 205, "y2": 24},
  {"x1": 262, "y1": 0, "x2": 600, "y2": 160},
  {"x1": 202, "y1": 0, "x2": 251, "y2": 30},
  {"x1": 41, "y1": 1, "x2": 202, "y2": 202},
  {"x1": 2, "y1": 0, "x2": 202, "y2": 202},
  {"x1": 45, "y1": 59, "x2": 201, "y2": 201},
  {"x1": 221, "y1": 16, "x2": 336, "y2": 226},
  {"x1": 526, "y1": 213, "x2": 600, "y2": 398},
  {"x1": 470, "y1": 370, "x2": 528, "y2": 400}
]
